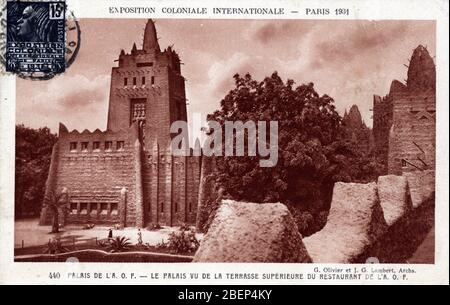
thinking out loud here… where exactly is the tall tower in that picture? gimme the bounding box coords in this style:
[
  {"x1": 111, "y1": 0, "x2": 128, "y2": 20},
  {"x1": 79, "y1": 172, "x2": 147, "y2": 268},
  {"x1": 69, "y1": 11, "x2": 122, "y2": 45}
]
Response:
[
  {"x1": 373, "y1": 45, "x2": 436, "y2": 175},
  {"x1": 387, "y1": 45, "x2": 436, "y2": 174},
  {"x1": 40, "y1": 19, "x2": 201, "y2": 228},
  {"x1": 106, "y1": 19, "x2": 188, "y2": 151}
]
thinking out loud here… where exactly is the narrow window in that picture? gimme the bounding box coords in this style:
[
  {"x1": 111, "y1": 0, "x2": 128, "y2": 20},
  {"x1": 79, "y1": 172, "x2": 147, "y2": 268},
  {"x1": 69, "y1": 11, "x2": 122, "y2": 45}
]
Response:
[
  {"x1": 142, "y1": 76, "x2": 145, "y2": 85},
  {"x1": 93, "y1": 141, "x2": 100, "y2": 151},
  {"x1": 117, "y1": 141, "x2": 125, "y2": 150},
  {"x1": 69, "y1": 142, "x2": 77, "y2": 151},
  {"x1": 90, "y1": 203, "x2": 98, "y2": 215},
  {"x1": 105, "y1": 141, "x2": 113, "y2": 151},
  {"x1": 111, "y1": 203, "x2": 118, "y2": 215},
  {"x1": 100, "y1": 203, "x2": 108, "y2": 215},
  {"x1": 81, "y1": 142, "x2": 88, "y2": 152},
  {"x1": 70, "y1": 202, "x2": 78, "y2": 214},
  {"x1": 160, "y1": 202, "x2": 164, "y2": 213},
  {"x1": 133, "y1": 77, "x2": 137, "y2": 86},
  {"x1": 151, "y1": 76, "x2": 155, "y2": 85},
  {"x1": 80, "y1": 203, "x2": 88, "y2": 215},
  {"x1": 124, "y1": 77, "x2": 128, "y2": 86}
]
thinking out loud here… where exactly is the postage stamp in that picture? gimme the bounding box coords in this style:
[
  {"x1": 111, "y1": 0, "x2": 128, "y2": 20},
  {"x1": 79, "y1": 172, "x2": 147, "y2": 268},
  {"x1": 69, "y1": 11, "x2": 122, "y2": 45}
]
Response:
[
  {"x1": 0, "y1": 0, "x2": 80, "y2": 80},
  {"x1": 6, "y1": 1, "x2": 65, "y2": 75}
]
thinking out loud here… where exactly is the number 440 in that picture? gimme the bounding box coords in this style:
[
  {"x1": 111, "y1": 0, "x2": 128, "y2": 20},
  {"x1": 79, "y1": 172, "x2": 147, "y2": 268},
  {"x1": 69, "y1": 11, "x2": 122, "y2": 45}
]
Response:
[{"x1": 49, "y1": 272, "x2": 60, "y2": 279}]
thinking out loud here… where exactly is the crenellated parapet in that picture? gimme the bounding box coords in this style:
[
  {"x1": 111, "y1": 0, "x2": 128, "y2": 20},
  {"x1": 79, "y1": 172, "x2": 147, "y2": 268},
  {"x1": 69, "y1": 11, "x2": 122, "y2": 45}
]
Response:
[
  {"x1": 57, "y1": 122, "x2": 139, "y2": 155},
  {"x1": 195, "y1": 171, "x2": 435, "y2": 263}
]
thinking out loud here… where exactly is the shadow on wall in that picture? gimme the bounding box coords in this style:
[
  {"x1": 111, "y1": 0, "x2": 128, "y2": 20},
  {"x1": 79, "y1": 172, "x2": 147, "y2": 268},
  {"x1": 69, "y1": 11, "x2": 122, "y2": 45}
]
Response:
[
  {"x1": 356, "y1": 198, "x2": 434, "y2": 263},
  {"x1": 193, "y1": 170, "x2": 435, "y2": 263}
]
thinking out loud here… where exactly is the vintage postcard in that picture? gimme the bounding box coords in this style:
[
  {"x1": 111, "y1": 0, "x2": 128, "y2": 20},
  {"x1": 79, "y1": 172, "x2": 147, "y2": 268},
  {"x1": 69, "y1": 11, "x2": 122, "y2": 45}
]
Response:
[{"x1": 0, "y1": 0, "x2": 448, "y2": 286}]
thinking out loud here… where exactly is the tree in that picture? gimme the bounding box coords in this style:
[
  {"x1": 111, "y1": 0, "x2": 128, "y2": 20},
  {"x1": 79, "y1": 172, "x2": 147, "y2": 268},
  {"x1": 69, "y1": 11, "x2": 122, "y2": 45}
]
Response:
[
  {"x1": 208, "y1": 72, "x2": 380, "y2": 216},
  {"x1": 44, "y1": 190, "x2": 68, "y2": 233},
  {"x1": 15, "y1": 125, "x2": 57, "y2": 218}
]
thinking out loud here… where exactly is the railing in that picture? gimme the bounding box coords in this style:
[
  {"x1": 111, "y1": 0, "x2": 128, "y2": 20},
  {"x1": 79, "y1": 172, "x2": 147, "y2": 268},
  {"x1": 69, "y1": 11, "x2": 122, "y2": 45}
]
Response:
[{"x1": 14, "y1": 236, "x2": 98, "y2": 250}]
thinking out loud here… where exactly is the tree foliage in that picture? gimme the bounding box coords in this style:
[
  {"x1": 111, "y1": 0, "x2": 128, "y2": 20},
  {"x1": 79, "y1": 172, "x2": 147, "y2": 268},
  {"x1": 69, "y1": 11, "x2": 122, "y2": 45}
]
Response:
[
  {"x1": 208, "y1": 72, "x2": 382, "y2": 215},
  {"x1": 15, "y1": 124, "x2": 57, "y2": 218}
]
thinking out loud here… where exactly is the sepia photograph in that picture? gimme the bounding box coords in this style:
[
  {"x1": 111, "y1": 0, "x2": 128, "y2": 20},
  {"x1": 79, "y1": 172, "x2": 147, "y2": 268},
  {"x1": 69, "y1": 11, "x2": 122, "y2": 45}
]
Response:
[{"x1": 12, "y1": 17, "x2": 437, "y2": 265}]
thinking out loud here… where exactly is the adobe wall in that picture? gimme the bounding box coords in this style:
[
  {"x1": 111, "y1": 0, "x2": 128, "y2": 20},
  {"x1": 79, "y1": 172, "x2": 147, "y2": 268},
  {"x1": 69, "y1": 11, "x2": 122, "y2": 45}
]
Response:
[
  {"x1": 40, "y1": 123, "x2": 140, "y2": 226},
  {"x1": 195, "y1": 170, "x2": 435, "y2": 263},
  {"x1": 41, "y1": 126, "x2": 202, "y2": 228},
  {"x1": 372, "y1": 45, "x2": 436, "y2": 175},
  {"x1": 142, "y1": 143, "x2": 201, "y2": 227},
  {"x1": 388, "y1": 93, "x2": 436, "y2": 174},
  {"x1": 304, "y1": 170, "x2": 434, "y2": 263},
  {"x1": 194, "y1": 200, "x2": 312, "y2": 263}
]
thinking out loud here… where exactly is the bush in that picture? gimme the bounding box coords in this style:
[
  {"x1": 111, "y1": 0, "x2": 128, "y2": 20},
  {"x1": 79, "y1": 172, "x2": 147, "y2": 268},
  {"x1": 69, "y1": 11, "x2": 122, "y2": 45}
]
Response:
[
  {"x1": 166, "y1": 228, "x2": 200, "y2": 254},
  {"x1": 107, "y1": 236, "x2": 132, "y2": 253},
  {"x1": 44, "y1": 238, "x2": 69, "y2": 254},
  {"x1": 96, "y1": 238, "x2": 110, "y2": 248},
  {"x1": 287, "y1": 204, "x2": 329, "y2": 237}
]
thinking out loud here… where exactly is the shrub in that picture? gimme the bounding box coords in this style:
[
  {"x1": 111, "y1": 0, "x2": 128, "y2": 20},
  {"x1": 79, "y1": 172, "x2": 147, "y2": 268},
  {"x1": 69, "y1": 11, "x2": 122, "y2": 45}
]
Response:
[
  {"x1": 107, "y1": 236, "x2": 132, "y2": 253},
  {"x1": 96, "y1": 238, "x2": 110, "y2": 248},
  {"x1": 166, "y1": 228, "x2": 200, "y2": 254},
  {"x1": 44, "y1": 238, "x2": 69, "y2": 254},
  {"x1": 316, "y1": 210, "x2": 329, "y2": 232},
  {"x1": 287, "y1": 204, "x2": 329, "y2": 237}
]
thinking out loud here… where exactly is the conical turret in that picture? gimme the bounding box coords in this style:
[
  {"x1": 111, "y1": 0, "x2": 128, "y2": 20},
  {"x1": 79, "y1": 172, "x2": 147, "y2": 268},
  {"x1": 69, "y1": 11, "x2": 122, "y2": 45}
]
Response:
[
  {"x1": 407, "y1": 45, "x2": 435, "y2": 92},
  {"x1": 342, "y1": 105, "x2": 364, "y2": 129},
  {"x1": 143, "y1": 19, "x2": 160, "y2": 52}
]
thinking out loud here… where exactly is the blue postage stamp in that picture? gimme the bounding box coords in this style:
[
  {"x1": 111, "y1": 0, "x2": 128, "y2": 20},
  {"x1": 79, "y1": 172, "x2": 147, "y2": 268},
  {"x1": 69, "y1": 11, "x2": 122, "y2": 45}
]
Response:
[{"x1": 6, "y1": 1, "x2": 66, "y2": 75}]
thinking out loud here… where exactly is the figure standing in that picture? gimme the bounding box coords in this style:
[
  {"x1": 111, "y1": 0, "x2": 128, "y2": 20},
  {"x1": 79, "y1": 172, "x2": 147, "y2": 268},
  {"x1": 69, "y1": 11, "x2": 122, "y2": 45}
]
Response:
[{"x1": 137, "y1": 229, "x2": 143, "y2": 246}]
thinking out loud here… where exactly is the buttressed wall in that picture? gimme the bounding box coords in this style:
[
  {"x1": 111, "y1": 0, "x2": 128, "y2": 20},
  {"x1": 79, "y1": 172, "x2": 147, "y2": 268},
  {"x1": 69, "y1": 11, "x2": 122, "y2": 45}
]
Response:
[{"x1": 40, "y1": 20, "x2": 201, "y2": 227}]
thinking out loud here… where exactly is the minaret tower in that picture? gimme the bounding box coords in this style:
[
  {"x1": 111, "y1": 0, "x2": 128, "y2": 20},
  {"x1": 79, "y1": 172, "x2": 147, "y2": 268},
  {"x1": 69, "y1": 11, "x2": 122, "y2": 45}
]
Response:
[
  {"x1": 143, "y1": 19, "x2": 160, "y2": 52},
  {"x1": 106, "y1": 19, "x2": 188, "y2": 151}
]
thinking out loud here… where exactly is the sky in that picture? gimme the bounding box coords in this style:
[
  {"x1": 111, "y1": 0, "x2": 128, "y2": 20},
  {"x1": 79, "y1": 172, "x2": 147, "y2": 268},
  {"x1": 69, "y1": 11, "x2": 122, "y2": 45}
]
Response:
[{"x1": 16, "y1": 19, "x2": 435, "y2": 133}]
